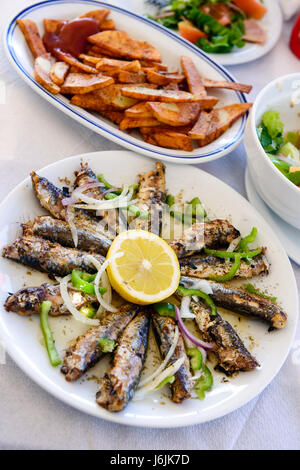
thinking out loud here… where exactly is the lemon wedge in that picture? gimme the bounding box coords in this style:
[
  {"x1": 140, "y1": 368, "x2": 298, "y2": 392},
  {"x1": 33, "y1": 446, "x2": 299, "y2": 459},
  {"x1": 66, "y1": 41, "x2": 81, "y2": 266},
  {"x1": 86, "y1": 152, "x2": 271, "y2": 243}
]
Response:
[{"x1": 106, "y1": 230, "x2": 180, "y2": 305}]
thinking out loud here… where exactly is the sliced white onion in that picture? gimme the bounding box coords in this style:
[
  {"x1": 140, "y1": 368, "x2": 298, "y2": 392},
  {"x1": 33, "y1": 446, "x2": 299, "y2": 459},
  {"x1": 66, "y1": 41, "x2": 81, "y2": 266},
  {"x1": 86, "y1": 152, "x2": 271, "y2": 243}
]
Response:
[
  {"x1": 72, "y1": 185, "x2": 134, "y2": 211},
  {"x1": 180, "y1": 296, "x2": 196, "y2": 319},
  {"x1": 134, "y1": 357, "x2": 185, "y2": 401},
  {"x1": 59, "y1": 275, "x2": 100, "y2": 326},
  {"x1": 87, "y1": 253, "x2": 123, "y2": 313},
  {"x1": 185, "y1": 279, "x2": 213, "y2": 295},
  {"x1": 227, "y1": 236, "x2": 241, "y2": 253},
  {"x1": 276, "y1": 154, "x2": 300, "y2": 166},
  {"x1": 139, "y1": 326, "x2": 179, "y2": 387}
]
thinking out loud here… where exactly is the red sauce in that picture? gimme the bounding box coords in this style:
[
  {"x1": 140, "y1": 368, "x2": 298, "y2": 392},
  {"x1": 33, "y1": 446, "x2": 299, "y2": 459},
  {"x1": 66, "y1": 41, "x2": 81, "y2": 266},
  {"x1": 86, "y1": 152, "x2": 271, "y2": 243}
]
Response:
[{"x1": 43, "y1": 17, "x2": 99, "y2": 58}]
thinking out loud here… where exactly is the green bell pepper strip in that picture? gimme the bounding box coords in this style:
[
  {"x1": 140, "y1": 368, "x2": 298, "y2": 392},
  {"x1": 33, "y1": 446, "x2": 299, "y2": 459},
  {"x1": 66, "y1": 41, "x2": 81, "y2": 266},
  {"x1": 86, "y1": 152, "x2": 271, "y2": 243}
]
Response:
[
  {"x1": 208, "y1": 253, "x2": 241, "y2": 283},
  {"x1": 166, "y1": 194, "x2": 175, "y2": 207},
  {"x1": 40, "y1": 301, "x2": 61, "y2": 367},
  {"x1": 104, "y1": 192, "x2": 148, "y2": 219},
  {"x1": 203, "y1": 248, "x2": 262, "y2": 259},
  {"x1": 155, "y1": 375, "x2": 175, "y2": 389},
  {"x1": 99, "y1": 337, "x2": 116, "y2": 353},
  {"x1": 194, "y1": 365, "x2": 213, "y2": 400},
  {"x1": 79, "y1": 305, "x2": 97, "y2": 318},
  {"x1": 245, "y1": 283, "x2": 277, "y2": 303},
  {"x1": 153, "y1": 302, "x2": 176, "y2": 320},
  {"x1": 187, "y1": 348, "x2": 202, "y2": 372},
  {"x1": 71, "y1": 270, "x2": 107, "y2": 296},
  {"x1": 239, "y1": 227, "x2": 258, "y2": 252},
  {"x1": 177, "y1": 286, "x2": 217, "y2": 316},
  {"x1": 188, "y1": 197, "x2": 207, "y2": 219},
  {"x1": 97, "y1": 174, "x2": 139, "y2": 194}
]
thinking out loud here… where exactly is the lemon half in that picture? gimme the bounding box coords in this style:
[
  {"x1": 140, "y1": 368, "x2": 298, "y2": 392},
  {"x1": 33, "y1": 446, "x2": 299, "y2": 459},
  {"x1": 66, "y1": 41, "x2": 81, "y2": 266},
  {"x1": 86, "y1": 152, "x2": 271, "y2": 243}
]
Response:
[{"x1": 106, "y1": 230, "x2": 180, "y2": 305}]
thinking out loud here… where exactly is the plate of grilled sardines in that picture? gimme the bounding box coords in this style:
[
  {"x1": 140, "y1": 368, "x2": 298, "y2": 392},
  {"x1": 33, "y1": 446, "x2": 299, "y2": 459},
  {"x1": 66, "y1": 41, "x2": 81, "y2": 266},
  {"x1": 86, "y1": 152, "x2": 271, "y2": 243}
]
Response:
[{"x1": 0, "y1": 150, "x2": 298, "y2": 427}]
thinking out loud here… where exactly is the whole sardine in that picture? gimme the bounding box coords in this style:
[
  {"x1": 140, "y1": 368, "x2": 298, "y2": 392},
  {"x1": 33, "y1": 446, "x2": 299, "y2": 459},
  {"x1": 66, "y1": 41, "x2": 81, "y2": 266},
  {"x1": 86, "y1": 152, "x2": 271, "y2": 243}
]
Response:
[
  {"x1": 96, "y1": 311, "x2": 150, "y2": 411},
  {"x1": 23, "y1": 216, "x2": 111, "y2": 256},
  {"x1": 135, "y1": 161, "x2": 166, "y2": 234},
  {"x1": 190, "y1": 298, "x2": 259, "y2": 375},
  {"x1": 180, "y1": 276, "x2": 288, "y2": 330},
  {"x1": 61, "y1": 304, "x2": 139, "y2": 381},
  {"x1": 4, "y1": 283, "x2": 95, "y2": 316},
  {"x1": 2, "y1": 235, "x2": 104, "y2": 277},
  {"x1": 179, "y1": 252, "x2": 269, "y2": 280},
  {"x1": 169, "y1": 220, "x2": 240, "y2": 258},
  {"x1": 152, "y1": 312, "x2": 192, "y2": 403}
]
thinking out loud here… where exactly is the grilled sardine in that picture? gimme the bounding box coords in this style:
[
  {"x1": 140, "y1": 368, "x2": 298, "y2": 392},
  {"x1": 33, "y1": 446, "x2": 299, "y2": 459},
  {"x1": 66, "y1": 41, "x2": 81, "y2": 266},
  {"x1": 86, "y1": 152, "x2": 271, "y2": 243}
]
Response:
[
  {"x1": 181, "y1": 277, "x2": 288, "y2": 330},
  {"x1": 190, "y1": 298, "x2": 259, "y2": 375},
  {"x1": 4, "y1": 283, "x2": 94, "y2": 316},
  {"x1": 169, "y1": 220, "x2": 240, "y2": 258},
  {"x1": 2, "y1": 235, "x2": 104, "y2": 277},
  {"x1": 96, "y1": 311, "x2": 150, "y2": 411},
  {"x1": 23, "y1": 216, "x2": 111, "y2": 256},
  {"x1": 179, "y1": 252, "x2": 269, "y2": 279},
  {"x1": 61, "y1": 304, "x2": 139, "y2": 381},
  {"x1": 152, "y1": 312, "x2": 192, "y2": 403},
  {"x1": 135, "y1": 161, "x2": 166, "y2": 234}
]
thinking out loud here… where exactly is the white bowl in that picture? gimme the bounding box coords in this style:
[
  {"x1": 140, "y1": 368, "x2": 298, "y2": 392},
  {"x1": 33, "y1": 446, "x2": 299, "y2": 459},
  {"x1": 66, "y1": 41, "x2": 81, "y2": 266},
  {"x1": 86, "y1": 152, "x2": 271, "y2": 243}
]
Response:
[{"x1": 244, "y1": 73, "x2": 300, "y2": 230}]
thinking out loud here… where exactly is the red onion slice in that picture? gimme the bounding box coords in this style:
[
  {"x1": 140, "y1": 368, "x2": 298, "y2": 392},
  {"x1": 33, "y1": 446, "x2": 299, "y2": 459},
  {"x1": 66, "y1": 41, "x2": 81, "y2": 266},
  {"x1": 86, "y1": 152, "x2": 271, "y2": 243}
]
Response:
[{"x1": 175, "y1": 306, "x2": 213, "y2": 351}]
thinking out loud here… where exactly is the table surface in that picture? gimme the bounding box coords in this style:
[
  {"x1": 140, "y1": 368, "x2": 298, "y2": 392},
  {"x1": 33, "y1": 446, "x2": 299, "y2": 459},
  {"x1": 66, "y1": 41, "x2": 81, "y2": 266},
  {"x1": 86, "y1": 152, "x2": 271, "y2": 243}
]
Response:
[{"x1": 0, "y1": 0, "x2": 299, "y2": 451}]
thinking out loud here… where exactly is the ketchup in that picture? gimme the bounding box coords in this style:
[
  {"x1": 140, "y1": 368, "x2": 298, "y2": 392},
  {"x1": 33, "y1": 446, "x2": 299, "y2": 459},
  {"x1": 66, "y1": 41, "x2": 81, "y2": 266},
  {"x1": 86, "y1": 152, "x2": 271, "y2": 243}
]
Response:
[{"x1": 43, "y1": 17, "x2": 99, "y2": 58}]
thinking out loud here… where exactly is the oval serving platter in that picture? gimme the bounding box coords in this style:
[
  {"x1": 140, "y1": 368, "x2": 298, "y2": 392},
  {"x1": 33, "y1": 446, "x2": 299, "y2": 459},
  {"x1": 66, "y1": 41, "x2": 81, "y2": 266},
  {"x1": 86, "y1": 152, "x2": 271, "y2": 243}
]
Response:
[
  {"x1": 4, "y1": 0, "x2": 249, "y2": 164},
  {"x1": 0, "y1": 150, "x2": 298, "y2": 427}
]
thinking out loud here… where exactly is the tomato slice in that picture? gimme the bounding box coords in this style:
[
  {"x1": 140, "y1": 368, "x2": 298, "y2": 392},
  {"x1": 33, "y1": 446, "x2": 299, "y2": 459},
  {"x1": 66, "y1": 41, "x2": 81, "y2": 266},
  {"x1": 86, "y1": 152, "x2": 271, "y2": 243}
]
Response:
[
  {"x1": 178, "y1": 21, "x2": 207, "y2": 43},
  {"x1": 232, "y1": 0, "x2": 267, "y2": 20},
  {"x1": 201, "y1": 3, "x2": 231, "y2": 26}
]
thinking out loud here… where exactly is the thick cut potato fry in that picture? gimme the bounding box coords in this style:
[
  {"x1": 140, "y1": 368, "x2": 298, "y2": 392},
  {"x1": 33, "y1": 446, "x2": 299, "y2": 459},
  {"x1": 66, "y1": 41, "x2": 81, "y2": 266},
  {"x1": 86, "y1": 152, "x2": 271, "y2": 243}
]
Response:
[
  {"x1": 88, "y1": 31, "x2": 161, "y2": 62},
  {"x1": 53, "y1": 49, "x2": 98, "y2": 73},
  {"x1": 79, "y1": 54, "x2": 102, "y2": 65},
  {"x1": 202, "y1": 78, "x2": 252, "y2": 94},
  {"x1": 79, "y1": 9, "x2": 110, "y2": 26},
  {"x1": 100, "y1": 110, "x2": 124, "y2": 124},
  {"x1": 96, "y1": 58, "x2": 133, "y2": 72},
  {"x1": 189, "y1": 103, "x2": 252, "y2": 145},
  {"x1": 121, "y1": 87, "x2": 209, "y2": 103},
  {"x1": 119, "y1": 117, "x2": 161, "y2": 130},
  {"x1": 71, "y1": 84, "x2": 138, "y2": 111},
  {"x1": 147, "y1": 102, "x2": 201, "y2": 127},
  {"x1": 17, "y1": 19, "x2": 47, "y2": 58},
  {"x1": 141, "y1": 128, "x2": 193, "y2": 151},
  {"x1": 60, "y1": 73, "x2": 114, "y2": 94},
  {"x1": 90, "y1": 45, "x2": 120, "y2": 58},
  {"x1": 50, "y1": 61, "x2": 69, "y2": 86},
  {"x1": 180, "y1": 56, "x2": 206, "y2": 96},
  {"x1": 118, "y1": 71, "x2": 146, "y2": 84},
  {"x1": 146, "y1": 70, "x2": 185, "y2": 86},
  {"x1": 141, "y1": 61, "x2": 168, "y2": 71},
  {"x1": 125, "y1": 103, "x2": 153, "y2": 118},
  {"x1": 43, "y1": 18, "x2": 63, "y2": 34},
  {"x1": 34, "y1": 54, "x2": 60, "y2": 94},
  {"x1": 100, "y1": 19, "x2": 115, "y2": 30}
]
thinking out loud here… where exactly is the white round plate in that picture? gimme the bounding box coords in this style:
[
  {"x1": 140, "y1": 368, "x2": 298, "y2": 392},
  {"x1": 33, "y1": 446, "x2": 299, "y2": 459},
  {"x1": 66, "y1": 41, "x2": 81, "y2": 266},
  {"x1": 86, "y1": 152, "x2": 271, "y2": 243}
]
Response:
[
  {"x1": 0, "y1": 150, "x2": 298, "y2": 428},
  {"x1": 245, "y1": 167, "x2": 300, "y2": 266},
  {"x1": 4, "y1": 0, "x2": 249, "y2": 164},
  {"x1": 135, "y1": 0, "x2": 282, "y2": 66}
]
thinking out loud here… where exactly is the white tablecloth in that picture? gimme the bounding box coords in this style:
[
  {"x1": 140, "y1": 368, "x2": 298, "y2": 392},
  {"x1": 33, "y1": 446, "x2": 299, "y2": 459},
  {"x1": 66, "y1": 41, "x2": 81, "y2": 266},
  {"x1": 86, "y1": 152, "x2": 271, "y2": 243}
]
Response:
[{"x1": 0, "y1": 0, "x2": 299, "y2": 451}]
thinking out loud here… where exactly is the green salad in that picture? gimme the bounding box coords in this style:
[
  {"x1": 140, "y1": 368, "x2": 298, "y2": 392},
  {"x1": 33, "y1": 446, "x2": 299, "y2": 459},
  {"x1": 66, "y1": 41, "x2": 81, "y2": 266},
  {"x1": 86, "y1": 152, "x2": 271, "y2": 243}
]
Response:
[
  {"x1": 148, "y1": 0, "x2": 267, "y2": 54},
  {"x1": 257, "y1": 110, "x2": 300, "y2": 188}
]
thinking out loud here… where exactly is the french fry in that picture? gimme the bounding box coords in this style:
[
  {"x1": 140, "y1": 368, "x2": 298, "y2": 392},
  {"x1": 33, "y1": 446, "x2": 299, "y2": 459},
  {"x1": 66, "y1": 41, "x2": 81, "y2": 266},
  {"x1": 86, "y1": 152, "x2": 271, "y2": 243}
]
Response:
[
  {"x1": 79, "y1": 9, "x2": 110, "y2": 26},
  {"x1": 34, "y1": 54, "x2": 60, "y2": 94},
  {"x1": 140, "y1": 128, "x2": 193, "y2": 151},
  {"x1": 180, "y1": 56, "x2": 206, "y2": 96},
  {"x1": 43, "y1": 18, "x2": 63, "y2": 34},
  {"x1": 79, "y1": 54, "x2": 102, "y2": 65},
  {"x1": 100, "y1": 110, "x2": 124, "y2": 124},
  {"x1": 189, "y1": 103, "x2": 252, "y2": 145},
  {"x1": 88, "y1": 31, "x2": 161, "y2": 62},
  {"x1": 90, "y1": 45, "x2": 120, "y2": 58},
  {"x1": 100, "y1": 19, "x2": 115, "y2": 30},
  {"x1": 146, "y1": 70, "x2": 185, "y2": 86},
  {"x1": 141, "y1": 61, "x2": 168, "y2": 71},
  {"x1": 71, "y1": 84, "x2": 138, "y2": 111},
  {"x1": 50, "y1": 61, "x2": 69, "y2": 86},
  {"x1": 201, "y1": 78, "x2": 252, "y2": 94},
  {"x1": 118, "y1": 71, "x2": 146, "y2": 84},
  {"x1": 121, "y1": 87, "x2": 207, "y2": 103},
  {"x1": 96, "y1": 58, "x2": 134, "y2": 72},
  {"x1": 147, "y1": 102, "x2": 201, "y2": 127},
  {"x1": 60, "y1": 73, "x2": 114, "y2": 94},
  {"x1": 125, "y1": 102, "x2": 153, "y2": 118},
  {"x1": 53, "y1": 49, "x2": 98, "y2": 73},
  {"x1": 119, "y1": 117, "x2": 161, "y2": 130},
  {"x1": 17, "y1": 19, "x2": 47, "y2": 58}
]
